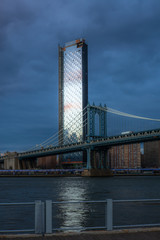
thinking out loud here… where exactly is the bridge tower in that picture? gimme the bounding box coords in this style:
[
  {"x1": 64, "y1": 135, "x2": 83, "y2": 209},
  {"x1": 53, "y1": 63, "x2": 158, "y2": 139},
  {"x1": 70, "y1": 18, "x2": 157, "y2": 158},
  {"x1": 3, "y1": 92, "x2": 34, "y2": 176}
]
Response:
[
  {"x1": 86, "y1": 104, "x2": 107, "y2": 169},
  {"x1": 87, "y1": 103, "x2": 107, "y2": 141}
]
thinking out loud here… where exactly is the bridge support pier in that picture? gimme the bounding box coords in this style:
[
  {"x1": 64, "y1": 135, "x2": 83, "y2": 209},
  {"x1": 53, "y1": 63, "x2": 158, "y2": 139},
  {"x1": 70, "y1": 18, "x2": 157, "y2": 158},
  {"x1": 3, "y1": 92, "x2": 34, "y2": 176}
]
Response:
[
  {"x1": 89, "y1": 149, "x2": 109, "y2": 169},
  {"x1": 21, "y1": 160, "x2": 27, "y2": 169},
  {"x1": 4, "y1": 152, "x2": 20, "y2": 169},
  {"x1": 86, "y1": 148, "x2": 91, "y2": 169},
  {"x1": 99, "y1": 151, "x2": 103, "y2": 169},
  {"x1": 19, "y1": 158, "x2": 37, "y2": 169},
  {"x1": 86, "y1": 147, "x2": 110, "y2": 170}
]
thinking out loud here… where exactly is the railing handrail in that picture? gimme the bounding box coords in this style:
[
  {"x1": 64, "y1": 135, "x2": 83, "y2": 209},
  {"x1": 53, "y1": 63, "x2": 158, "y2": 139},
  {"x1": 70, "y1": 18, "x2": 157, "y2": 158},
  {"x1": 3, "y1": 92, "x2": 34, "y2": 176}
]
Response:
[
  {"x1": 0, "y1": 202, "x2": 35, "y2": 206},
  {"x1": 0, "y1": 198, "x2": 160, "y2": 205},
  {"x1": 52, "y1": 200, "x2": 106, "y2": 204},
  {"x1": 0, "y1": 198, "x2": 160, "y2": 234},
  {"x1": 113, "y1": 198, "x2": 160, "y2": 203}
]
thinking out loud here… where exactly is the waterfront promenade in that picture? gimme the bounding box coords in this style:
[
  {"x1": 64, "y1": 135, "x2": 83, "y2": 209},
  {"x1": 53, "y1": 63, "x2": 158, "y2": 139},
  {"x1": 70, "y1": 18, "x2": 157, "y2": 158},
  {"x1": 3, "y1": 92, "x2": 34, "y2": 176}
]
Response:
[{"x1": 1, "y1": 228, "x2": 160, "y2": 240}]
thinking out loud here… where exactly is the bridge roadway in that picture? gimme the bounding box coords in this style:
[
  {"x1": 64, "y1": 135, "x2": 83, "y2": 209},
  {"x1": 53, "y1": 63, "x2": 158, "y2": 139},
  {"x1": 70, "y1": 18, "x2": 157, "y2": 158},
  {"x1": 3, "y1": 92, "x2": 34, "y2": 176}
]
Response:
[
  {"x1": 0, "y1": 128, "x2": 160, "y2": 162},
  {"x1": 15, "y1": 128, "x2": 160, "y2": 160}
]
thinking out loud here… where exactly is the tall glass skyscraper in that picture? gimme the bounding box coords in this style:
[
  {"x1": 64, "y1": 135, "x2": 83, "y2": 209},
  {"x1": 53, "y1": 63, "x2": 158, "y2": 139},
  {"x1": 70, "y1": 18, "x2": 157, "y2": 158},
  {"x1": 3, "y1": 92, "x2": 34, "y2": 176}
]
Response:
[{"x1": 58, "y1": 39, "x2": 88, "y2": 166}]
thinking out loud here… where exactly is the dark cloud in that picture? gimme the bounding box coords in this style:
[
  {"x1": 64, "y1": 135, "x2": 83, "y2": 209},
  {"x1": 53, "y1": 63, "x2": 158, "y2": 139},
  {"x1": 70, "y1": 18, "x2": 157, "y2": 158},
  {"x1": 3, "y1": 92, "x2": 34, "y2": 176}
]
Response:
[
  {"x1": 0, "y1": 0, "x2": 35, "y2": 26},
  {"x1": 1, "y1": 0, "x2": 160, "y2": 152}
]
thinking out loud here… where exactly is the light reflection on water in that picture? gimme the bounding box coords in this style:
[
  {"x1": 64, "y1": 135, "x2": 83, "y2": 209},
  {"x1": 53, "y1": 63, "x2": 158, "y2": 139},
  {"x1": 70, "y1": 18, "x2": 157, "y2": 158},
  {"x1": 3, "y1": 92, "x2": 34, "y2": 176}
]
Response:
[
  {"x1": 57, "y1": 179, "x2": 87, "y2": 229},
  {"x1": 1, "y1": 176, "x2": 160, "y2": 230},
  {"x1": 55, "y1": 178, "x2": 105, "y2": 229}
]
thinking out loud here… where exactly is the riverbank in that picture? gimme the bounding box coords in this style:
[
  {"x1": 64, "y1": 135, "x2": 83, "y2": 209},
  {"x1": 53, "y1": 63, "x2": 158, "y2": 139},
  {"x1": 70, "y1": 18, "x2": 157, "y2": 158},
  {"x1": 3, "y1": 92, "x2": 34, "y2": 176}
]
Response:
[
  {"x1": 1, "y1": 227, "x2": 160, "y2": 240},
  {"x1": 0, "y1": 168, "x2": 160, "y2": 177},
  {"x1": 0, "y1": 173, "x2": 160, "y2": 177},
  {"x1": 0, "y1": 169, "x2": 113, "y2": 177}
]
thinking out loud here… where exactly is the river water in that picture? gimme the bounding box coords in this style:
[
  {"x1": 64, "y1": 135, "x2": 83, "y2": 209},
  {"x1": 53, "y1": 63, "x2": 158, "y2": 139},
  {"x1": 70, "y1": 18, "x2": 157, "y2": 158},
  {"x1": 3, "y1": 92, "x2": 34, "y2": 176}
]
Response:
[{"x1": 0, "y1": 176, "x2": 160, "y2": 231}]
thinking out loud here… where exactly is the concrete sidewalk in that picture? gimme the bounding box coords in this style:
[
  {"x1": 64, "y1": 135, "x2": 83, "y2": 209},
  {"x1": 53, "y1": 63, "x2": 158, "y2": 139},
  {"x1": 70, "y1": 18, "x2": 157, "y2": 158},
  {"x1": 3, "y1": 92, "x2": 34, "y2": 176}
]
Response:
[{"x1": 1, "y1": 228, "x2": 160, "y2": 240}]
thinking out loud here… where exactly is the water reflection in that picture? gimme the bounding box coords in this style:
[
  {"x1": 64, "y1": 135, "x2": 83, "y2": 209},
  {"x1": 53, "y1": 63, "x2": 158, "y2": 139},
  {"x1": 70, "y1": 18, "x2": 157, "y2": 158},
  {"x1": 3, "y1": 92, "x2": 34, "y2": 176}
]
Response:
[
  {"x1": 54, "y1": 178, "x2": 105, "y2": 230},
  {"x1": 56, "y1": 178, "x2": 88, "y2": 229}
]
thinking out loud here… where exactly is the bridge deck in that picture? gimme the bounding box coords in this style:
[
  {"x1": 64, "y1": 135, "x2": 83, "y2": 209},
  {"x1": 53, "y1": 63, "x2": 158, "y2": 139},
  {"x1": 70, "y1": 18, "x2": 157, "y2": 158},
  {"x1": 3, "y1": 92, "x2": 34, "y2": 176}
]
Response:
[
  {"x1": 18, "y1": 128, "x2": 160, "y2": 160},
  {"x1": 1, "y1": 128, "x2": 160, "y2": 161}
]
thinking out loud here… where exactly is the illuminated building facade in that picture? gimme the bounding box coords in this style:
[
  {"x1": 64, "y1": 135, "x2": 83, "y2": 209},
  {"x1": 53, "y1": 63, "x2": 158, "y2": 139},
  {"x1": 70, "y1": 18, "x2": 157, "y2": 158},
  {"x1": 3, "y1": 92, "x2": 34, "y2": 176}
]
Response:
[
  {"x1": 108, "y1": 143, "x2": 141, "y2": 169},
  {"x1": 58, "y1": 39, "x2": 88, "y2": 165}
]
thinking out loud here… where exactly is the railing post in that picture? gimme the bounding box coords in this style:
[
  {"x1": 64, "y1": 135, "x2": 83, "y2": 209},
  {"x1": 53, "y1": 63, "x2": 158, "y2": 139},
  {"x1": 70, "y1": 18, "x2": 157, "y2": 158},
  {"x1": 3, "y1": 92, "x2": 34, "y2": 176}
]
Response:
[
  {"x1": 45, "y1": 200, "x2": 52, "y2": 234},
  {"x1": 106, "y1": 199, "x2": 113, "y2": 230},
  {"x1": 35, "y1": 200, "x2": 45, "y2": 234}
]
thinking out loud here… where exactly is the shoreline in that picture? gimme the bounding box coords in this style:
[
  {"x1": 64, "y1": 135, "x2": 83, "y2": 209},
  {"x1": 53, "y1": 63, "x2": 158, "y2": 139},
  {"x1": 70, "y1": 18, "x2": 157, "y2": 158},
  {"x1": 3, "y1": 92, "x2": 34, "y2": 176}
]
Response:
[
  {"x1": 0, "y1": 168, "x2": 160, "y2": 177},
  {"x1": 0, "y1": 173, "x2": 160, "y2": 177}
]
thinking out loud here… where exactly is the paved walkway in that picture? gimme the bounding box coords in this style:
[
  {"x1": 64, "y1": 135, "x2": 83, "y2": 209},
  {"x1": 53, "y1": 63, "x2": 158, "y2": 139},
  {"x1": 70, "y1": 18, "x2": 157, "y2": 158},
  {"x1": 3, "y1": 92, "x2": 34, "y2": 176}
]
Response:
[{"x1": 0, "y1": 228, "x2": 160, "y2": 240}]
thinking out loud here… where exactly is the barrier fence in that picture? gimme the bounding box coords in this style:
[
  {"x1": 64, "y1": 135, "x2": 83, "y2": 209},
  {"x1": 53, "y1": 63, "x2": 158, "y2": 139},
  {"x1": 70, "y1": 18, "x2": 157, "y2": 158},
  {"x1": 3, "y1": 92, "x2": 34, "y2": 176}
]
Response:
[{"x1": 0, "y1": 199, "x2": 160, "y2": 234}]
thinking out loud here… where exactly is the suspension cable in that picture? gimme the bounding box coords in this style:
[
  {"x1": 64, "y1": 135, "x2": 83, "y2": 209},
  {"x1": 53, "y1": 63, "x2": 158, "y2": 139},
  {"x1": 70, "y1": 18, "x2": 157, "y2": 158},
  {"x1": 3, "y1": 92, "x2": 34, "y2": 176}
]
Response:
[
  {"x1": 92, "y1": 105, "x2": 160, "y2": 122},
  {"x1": 25, "y1": 106, "x2": 88, "y2": 151}
]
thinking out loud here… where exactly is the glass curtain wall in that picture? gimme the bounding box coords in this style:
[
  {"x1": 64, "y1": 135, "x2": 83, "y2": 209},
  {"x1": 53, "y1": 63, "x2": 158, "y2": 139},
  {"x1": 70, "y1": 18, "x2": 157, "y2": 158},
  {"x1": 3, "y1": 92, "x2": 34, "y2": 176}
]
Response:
[
  {"x1": 63, "y1": 46, "x2": 83, "y2": 144},
  {"x1": 59, "y1": 39, "x2": 88, "y2": 165}
]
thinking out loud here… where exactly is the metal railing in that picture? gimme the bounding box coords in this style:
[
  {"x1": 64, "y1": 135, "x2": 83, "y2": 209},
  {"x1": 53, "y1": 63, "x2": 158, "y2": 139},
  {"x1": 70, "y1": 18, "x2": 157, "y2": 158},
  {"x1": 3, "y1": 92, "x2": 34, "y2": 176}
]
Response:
[
  {"x1": 113, "y1": 199, "x2": 160, "y2": 229},
  {"x1": 0, "y1": 198, "x2": 160, "y2": 234},
  {"x1": 0, "y1": 201, "x2": 44, "y2": 234},
  {"x1": 0, "y1": 202, "x2": 35, "y2": 233}
]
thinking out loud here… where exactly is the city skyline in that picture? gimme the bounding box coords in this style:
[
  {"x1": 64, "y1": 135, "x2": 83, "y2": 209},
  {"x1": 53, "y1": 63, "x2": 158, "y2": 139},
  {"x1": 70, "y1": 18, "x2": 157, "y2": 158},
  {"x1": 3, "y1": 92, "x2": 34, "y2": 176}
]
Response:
[{"x1": 1, "y1": 0, "x2": 160, "y2": 152}]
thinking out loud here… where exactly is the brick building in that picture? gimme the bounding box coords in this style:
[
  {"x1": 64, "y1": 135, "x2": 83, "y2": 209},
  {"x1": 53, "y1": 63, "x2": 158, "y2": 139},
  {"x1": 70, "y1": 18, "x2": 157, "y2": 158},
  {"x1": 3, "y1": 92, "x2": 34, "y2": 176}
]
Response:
[{"x1": 109, "y1": 143, "x2": 141, "y2": 169}]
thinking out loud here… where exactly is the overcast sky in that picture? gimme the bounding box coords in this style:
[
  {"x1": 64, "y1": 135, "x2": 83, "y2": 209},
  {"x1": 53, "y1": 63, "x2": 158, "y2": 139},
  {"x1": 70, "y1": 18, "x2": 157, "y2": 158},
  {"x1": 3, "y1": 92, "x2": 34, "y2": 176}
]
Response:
[{"x1": 1, "y1": 0, "x2": 160, "y2": 152}]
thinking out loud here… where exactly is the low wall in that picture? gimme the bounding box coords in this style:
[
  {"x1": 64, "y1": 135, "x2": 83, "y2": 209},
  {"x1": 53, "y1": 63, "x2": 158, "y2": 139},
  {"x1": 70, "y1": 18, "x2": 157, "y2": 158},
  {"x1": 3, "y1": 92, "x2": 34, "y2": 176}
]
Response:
[{"x1": 82, "y1": 169, "x2": 113, "y2": 177}]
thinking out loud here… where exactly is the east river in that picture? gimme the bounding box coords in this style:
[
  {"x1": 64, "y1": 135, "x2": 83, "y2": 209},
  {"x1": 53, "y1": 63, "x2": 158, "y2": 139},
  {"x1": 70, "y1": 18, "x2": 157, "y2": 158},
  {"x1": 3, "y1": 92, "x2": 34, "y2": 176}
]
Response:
[{"x1": 0, "y1": 176, "x2": 160, "y2": 231}]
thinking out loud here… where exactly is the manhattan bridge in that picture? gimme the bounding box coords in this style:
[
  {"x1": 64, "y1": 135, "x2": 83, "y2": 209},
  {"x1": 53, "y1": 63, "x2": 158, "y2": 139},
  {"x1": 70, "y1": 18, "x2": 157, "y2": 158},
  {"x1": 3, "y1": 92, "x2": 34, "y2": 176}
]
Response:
[{"x1": 1, "y1": 103, "x2": 160, "y2": 171}]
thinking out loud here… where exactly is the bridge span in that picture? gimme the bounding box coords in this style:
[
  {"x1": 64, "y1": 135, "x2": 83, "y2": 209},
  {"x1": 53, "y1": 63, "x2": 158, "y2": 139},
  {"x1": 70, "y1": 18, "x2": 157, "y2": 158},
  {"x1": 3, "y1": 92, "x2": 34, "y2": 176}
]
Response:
[{"x1": 0, "y1": 128, "x2": 157, "y2": 170}]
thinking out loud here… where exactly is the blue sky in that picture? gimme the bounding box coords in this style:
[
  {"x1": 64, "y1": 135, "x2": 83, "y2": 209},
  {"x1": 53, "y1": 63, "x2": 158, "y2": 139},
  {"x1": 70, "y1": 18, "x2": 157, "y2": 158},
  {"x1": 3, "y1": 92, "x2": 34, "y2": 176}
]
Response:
[{"x1": 1, "y1": 0, "x2": 160, "y2": 152}]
